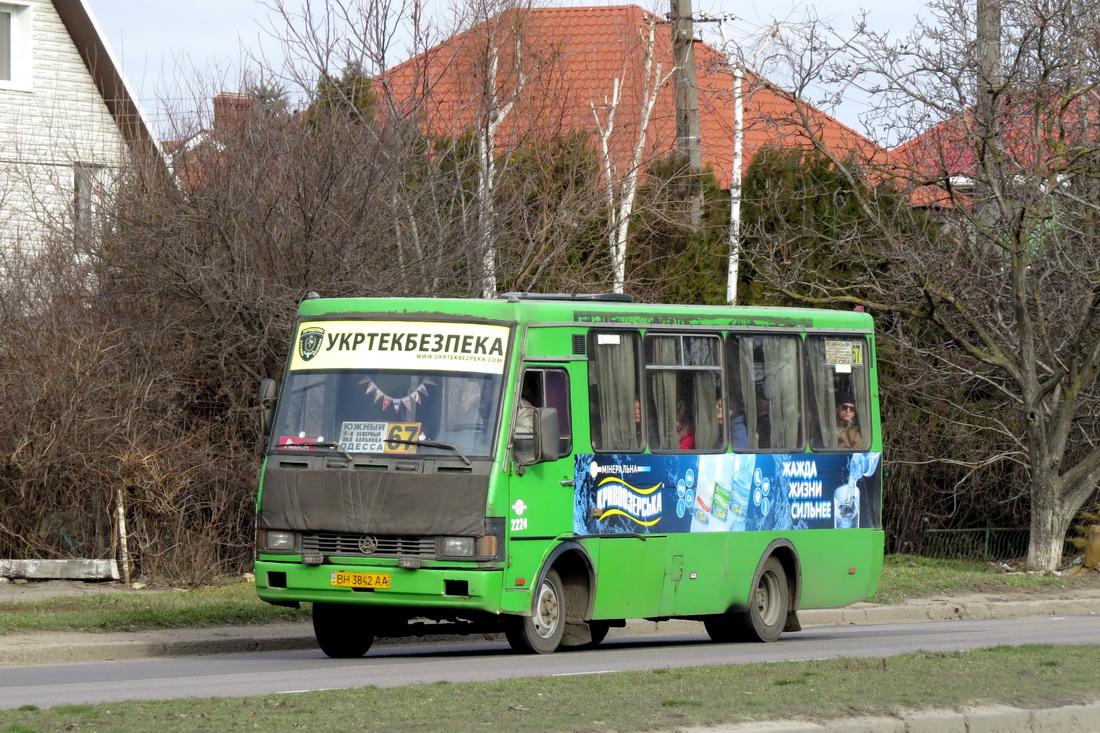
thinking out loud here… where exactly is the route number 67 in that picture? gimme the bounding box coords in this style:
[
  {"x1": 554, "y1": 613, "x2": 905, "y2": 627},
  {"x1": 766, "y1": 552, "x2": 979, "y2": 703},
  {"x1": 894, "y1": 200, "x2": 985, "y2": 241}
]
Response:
[{"x1": 385, "y1": 423, "x2": 421, "y2": 453}]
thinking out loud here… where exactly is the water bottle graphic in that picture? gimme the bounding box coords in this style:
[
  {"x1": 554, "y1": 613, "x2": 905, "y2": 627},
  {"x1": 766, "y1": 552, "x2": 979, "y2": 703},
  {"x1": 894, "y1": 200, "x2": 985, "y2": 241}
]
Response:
[
  {"x1": 729, "y1": 454, "x2": 753, "y2": 531},
  {"x1": 711, "y1": 481, "x2": 732, "y2": 523},
  {"x1": 689, "y1": 467, "x2": 713, "y2": 530},
  {"x1": 695, "y1": 478, "x2": 714, "y2": 514},
  {"x1": 834, "y1": 482, "x2": 860, "y2": 529},
  {"x1": 834, "y1": 453, "x2": 875, "y2": 529}
]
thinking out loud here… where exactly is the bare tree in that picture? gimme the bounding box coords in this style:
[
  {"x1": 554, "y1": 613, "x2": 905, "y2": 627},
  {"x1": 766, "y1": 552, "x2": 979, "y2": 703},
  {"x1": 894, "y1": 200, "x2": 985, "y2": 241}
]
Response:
[
  {"x1": 743, "y1": 0, "x2": 1100, "y2": 569},
  {"x1": 464, "y1": 1, "x2": 532, "y2": 298},
  {"x1": 591, "y1": 19, "x2": 670, "y2": 295}
]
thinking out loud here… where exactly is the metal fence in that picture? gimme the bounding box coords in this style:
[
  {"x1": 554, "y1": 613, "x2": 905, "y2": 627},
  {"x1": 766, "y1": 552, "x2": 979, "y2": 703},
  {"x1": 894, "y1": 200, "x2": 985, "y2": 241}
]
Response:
[
  {"x1": 921, "y1": 528, "x2": 1031, "y2": 561},
  {"x1": 920, "y1": 528, "x2": 1081, "y2": 561}
]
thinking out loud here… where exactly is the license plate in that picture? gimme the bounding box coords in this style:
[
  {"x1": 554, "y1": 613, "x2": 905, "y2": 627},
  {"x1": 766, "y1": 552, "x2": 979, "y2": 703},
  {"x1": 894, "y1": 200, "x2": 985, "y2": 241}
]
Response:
[{"x1": 330, "y1": 571, "x2": 391, "y2": 589}]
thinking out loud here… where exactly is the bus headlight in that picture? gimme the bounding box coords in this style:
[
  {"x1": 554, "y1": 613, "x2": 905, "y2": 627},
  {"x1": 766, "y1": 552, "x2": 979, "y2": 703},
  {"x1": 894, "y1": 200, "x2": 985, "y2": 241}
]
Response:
[
  {"x1": 440, "y1": 537, "x2": 475, "y2": 557},
  {"x1": 261, "y1": 530, "x2": 297, "y2": 551}
]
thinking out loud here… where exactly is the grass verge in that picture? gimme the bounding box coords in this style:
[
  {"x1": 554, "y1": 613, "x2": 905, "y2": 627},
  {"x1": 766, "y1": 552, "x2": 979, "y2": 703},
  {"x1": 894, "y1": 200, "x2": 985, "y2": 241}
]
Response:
[
  {"x1": 2, "y1": 644, "x2": 1098, "y2": 731},
  {"x1": 868, "y1": 555, "x2": 1099, "y2": 604},
  {"x1": 0, "y1": 582, "x2": 306, "y2": 634}
]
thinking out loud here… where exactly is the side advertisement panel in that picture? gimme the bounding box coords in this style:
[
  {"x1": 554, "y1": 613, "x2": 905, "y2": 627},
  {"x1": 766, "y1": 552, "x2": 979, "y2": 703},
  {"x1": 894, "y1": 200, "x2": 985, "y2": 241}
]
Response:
[{"x1": 573, "y1": 452, "x2": 881, "y2": 535}]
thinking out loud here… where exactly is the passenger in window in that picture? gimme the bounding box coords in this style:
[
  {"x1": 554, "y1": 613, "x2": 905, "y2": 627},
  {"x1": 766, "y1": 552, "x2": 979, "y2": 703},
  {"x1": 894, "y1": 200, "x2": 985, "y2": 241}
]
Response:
[
  {"x1": 516, "y1": 381, "x2": 539, "y2": 435},
  {"x1": 836, "y1": 399, "x2": 863, "y2": 450},
  {"x1": 755, "y1": 398, "x2": 771, "y2": 449},
  {"x1": 717, "y1": 396, "x2": 749, "y2": 450},
  {"x1": 731, "y1": 397, "x2": 749, "y2": 451},
  {"x1": 676, "y1": 401, "x2": 695, "y2": 450}
]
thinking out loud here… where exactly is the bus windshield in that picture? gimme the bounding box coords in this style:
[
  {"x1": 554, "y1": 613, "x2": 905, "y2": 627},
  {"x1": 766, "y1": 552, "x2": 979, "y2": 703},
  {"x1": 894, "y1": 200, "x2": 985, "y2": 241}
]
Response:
[
  {"x1": 269, "y1": 369, "x2": 503, "y2": 459},
  {"x1": 268, "y1": 319, "x2": 511, "y2": 460}
]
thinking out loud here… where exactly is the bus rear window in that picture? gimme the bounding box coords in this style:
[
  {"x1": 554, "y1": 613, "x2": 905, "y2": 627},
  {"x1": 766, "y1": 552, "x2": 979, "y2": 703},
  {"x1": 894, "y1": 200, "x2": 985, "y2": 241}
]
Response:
[{"x1": 805, "y1": 336, "x2": 870, "y2": 451}]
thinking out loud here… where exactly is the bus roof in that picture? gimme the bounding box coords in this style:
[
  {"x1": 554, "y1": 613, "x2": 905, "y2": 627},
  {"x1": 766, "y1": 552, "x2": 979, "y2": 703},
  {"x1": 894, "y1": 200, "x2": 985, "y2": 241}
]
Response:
[{"x1": 295, "y1": 295, "x2": 874, "y2": 331}]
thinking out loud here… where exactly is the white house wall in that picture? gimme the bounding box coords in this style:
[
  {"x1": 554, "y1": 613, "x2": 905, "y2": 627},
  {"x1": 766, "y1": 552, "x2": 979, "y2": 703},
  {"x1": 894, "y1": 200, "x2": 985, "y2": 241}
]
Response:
[{"x1": 0, "y1": 0, "x2": 127, "y2": 254}]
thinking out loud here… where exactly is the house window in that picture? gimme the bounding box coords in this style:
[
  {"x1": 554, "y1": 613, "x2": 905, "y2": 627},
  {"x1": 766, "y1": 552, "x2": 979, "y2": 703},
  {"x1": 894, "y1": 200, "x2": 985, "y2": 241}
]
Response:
[
  {"x1": 0, "y1": 2, "x2": 30, "y2": 87},
  {"x1": 73, "y1": 163, "x2": 104, "y2": 237},
  {"x1": 1, "y1": 10, "x2": 11, "y2": 80}
]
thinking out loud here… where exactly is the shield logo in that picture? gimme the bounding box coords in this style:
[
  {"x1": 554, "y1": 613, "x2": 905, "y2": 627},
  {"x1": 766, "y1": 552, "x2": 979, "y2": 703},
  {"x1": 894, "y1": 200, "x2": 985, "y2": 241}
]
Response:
[{"x1": 298, "y1": 327, "x2": 324, "y2": 361}]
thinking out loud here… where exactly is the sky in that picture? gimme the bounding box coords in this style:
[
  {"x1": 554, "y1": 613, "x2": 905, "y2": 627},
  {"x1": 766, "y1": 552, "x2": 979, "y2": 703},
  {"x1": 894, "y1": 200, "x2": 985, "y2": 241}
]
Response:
[{"x1": 84, "y1": 0, "x2": 933, "y2": 136}]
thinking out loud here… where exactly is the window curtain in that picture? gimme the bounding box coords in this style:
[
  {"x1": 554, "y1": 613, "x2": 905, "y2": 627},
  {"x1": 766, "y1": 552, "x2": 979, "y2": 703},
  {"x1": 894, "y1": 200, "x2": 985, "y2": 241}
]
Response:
[
  {"x1": 594, "y1": 334, "x2": 641, "y2": 450},
  {"x1": 648, "y1": 337, "x2": 678, "y2": 450},
  {"x1": 761, "y1": 336, "x2": 801, "y2": 450},
  {"x1": 806, "y1": 339, "x2": 838, "y2": 449},
  {"x1": 693, "y1": 372, "x2": 719, "y2": 450},
  {"x1": 686, "y1": 337, "x2": 719, "y2": 451},
  {"x1": 737, "y1": 339, "x2": 758, "y2": 448}
]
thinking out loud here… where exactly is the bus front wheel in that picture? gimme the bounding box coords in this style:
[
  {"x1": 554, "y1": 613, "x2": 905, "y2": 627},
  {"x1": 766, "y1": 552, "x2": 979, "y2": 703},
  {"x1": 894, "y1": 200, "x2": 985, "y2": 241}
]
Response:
[
  {"x1": 705, "y1": 556, "x2": 789, "y2": 643},
  {"x1": 312, "y1": 602, "x2": 375, "y2": 658},
  {"x1": 505, "y1": 568, "x2": 566, "y2": 654}
]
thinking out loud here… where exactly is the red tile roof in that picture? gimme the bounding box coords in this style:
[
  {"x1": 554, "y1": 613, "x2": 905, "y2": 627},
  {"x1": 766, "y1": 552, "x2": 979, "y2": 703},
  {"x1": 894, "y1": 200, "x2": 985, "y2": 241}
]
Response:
[
  {"x1": 379, "y1": 5, "x2": 886, "y2": 188},
  {"x1": 892, "y1": 98, "x2": 1100, "y2": 206}
]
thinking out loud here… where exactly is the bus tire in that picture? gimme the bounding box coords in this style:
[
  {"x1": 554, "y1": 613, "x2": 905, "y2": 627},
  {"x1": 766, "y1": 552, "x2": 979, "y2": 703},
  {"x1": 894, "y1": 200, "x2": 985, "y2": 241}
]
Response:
[
  {"x1": 505, "y1": 568, "x2": 566, "y2": 654},
  {"x1": 705, "y1": 556, "x2": 789, "y2": 643},
  {"x1": 312, "y1": 602, "x2": 375, "y2": 658}
]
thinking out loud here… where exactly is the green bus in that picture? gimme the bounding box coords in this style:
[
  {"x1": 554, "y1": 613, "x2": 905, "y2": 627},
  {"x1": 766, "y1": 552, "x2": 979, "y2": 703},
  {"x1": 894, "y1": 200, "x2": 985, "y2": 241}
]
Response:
[{"x1": 255, "y1": 293, "x2": 884, "y2": 657}]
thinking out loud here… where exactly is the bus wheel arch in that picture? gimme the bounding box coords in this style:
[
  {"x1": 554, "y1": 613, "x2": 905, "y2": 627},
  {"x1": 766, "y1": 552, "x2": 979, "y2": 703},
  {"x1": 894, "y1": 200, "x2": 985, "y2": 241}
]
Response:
[
  {"x1": 705, "y1": 541, "x2": 800, "y2": 644},
  {"x1": 505, "y1": 567, "x2": 567, "y2": 653},
  {"x1": 764, "y1": 540, "x2": 803, "y2": 632},
  {"x1": 506, "y1": 543, "x2": 595, "y2": 653}
]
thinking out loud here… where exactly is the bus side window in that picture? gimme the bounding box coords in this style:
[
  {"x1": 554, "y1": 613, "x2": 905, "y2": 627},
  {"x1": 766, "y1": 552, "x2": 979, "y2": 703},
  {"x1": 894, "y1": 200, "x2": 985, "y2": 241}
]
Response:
[
  {"x1": 644, "y1": 333, "x2": 722, "y2": 452},
  {"x1": 588, "y1": 330, "x2": 642, "y2": 452},
  {"x1": 518, "y1": 368, "x2": 572, "y2": 458},
  {"x1": 730, "y1": 334, "x2": 802, "y2": 451},
  {"x1": 805, "y1": 337, "x2": 870, "y2": 451}
]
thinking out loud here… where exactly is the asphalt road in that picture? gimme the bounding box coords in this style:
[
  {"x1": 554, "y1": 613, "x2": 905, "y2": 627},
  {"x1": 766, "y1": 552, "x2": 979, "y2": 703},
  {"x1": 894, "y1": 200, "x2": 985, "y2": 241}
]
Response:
[{"x1": 1, "y1": 613, "x2": 1097, "y2": 710}]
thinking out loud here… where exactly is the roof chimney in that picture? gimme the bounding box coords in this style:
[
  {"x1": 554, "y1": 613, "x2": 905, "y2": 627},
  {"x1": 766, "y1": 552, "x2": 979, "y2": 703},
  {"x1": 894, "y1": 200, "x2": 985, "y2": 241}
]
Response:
[{"x1": 212, "y1": 92, "x2": 255, "y2": 132}]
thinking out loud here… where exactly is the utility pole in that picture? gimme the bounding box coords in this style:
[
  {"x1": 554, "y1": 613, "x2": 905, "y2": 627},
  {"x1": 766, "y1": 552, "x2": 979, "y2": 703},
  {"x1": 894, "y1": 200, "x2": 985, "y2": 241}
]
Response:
[
  {"x1": 974, "y1": 0, "x2": 1002, "y2": 231},
  {"x1": 670, "y1": 0, "x2": 703, "y2": 227}
]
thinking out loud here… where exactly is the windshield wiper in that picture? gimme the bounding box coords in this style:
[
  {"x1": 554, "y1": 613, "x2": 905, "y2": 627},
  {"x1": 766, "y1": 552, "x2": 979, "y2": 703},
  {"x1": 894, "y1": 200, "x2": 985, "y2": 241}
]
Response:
[
  {"x1": 384, "y1": 437, "x2": 471, "y2": 466},
  {"x1": 278, "y1": 438, "x2": 470, "y2": 467},
  {"x1": 277, "y1": 441, "x2": 356, "y2": 463}
]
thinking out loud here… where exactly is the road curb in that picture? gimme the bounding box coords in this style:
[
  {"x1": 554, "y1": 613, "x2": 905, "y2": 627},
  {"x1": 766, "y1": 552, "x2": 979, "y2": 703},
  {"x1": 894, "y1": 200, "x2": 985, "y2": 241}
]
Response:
[
  {"x1": 800, "y1": 596, "x2": 1100, "y2": 625},
  {"x1": 1, "y1": 597, "x2": 1098, "y2": 667},
  {"x1": 678, "y1": 700, "x2": 1100, "y2": 732},
  {"x1": 0, "y1": 624, "x2": 316, "y2": 666}
]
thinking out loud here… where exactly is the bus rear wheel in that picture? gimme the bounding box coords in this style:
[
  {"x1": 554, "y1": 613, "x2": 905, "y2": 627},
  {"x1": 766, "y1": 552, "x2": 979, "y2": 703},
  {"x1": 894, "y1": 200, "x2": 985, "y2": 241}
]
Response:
[
  {"x1": 312, "y1": 602, "x2": 376, "y2": 658},
  {"x1": 505, "y1": 568, "x2": 566, "y2": 654},
  {"x1": 705, "y1": 556, "x2": 789, "y2": 643}
]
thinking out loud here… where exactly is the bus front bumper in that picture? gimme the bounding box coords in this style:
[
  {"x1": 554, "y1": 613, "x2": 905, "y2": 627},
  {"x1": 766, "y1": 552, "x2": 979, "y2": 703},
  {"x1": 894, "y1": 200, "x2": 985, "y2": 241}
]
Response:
[{"x1": 255, "y1": 558, "x2": 505, "y2": 612}]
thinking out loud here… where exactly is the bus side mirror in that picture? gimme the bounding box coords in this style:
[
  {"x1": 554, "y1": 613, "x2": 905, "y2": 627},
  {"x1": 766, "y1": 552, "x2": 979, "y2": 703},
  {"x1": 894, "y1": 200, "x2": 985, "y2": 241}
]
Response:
[
  {"x1": 258, "y1": 378, "x2": 277, "y2": 440},
  {"x1": 514, "y1": 407, "x2": 560, "y2": 469}
]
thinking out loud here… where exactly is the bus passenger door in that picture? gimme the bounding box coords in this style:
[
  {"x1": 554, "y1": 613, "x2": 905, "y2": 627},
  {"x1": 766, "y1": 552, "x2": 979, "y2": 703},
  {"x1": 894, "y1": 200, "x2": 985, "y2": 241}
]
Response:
[{"x1": 507, "y1": 366, "x2": 576, "y2": 549}]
